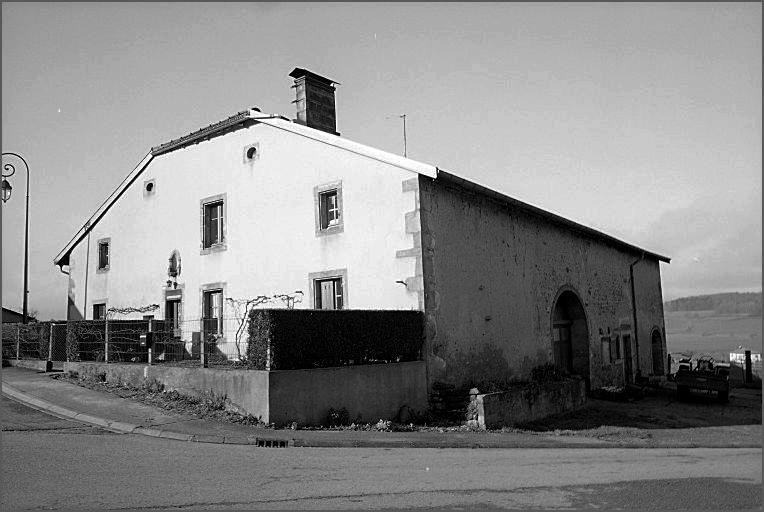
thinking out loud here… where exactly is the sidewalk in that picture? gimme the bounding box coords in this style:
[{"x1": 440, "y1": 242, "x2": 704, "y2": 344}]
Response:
[{"x1": 2, "y1": 366, "x2": 760, "y2": 449}]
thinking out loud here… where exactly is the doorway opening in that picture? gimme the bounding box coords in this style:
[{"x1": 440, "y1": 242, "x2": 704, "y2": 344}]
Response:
[
  {"x1": 651, "y1": 329, "x2": 664, "y2": 375},
  {"x1": 552, "y1": 290, "x2": 590, "y2": 386}
]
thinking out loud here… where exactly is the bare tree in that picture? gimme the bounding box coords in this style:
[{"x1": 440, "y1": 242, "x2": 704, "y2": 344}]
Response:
[
  {"x1": 272, "y1": 290, "x2": 304, "y2": 309},
  {"x1": 226, "y1": 295, "x2": 273, "y2": 360}
]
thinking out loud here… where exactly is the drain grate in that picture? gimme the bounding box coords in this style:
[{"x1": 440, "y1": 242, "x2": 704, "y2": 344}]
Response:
[{"x1": 255, "y1": 438, "x2": 290, "y2": 448}]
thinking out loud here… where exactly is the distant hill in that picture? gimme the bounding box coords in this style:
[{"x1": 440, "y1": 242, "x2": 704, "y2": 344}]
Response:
[{"x1": 664, "y1": 292, "x2": 762, "y2": 315}]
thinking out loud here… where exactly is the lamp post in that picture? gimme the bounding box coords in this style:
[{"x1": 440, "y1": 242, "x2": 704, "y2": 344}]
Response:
[{"x1": 2, "y1": 152, "x2": 30, "y2": 324}]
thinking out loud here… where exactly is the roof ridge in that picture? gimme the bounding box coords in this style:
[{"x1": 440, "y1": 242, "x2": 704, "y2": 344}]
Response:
[{"x1": 150, "y1": 108, "x2": 259, "y2": 156}]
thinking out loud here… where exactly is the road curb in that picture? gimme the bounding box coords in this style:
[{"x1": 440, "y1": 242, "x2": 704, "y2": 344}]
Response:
[
  {"x1": 1, "y1": 383, "x2": 280, "y2": 446},
  {"x1": 2, "y1": 381, "x2": 761, "y2": 450},
  {"x1": 2, "y1": 383, "x2": 173, "y2": 439}
]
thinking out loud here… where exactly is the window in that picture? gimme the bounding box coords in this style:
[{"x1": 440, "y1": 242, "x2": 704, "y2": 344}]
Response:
[
  {"x1": 203, "y1": 201, "x2": 224, "y2": 248},
  {"x1": 319, "y1": 190, "x2": 340, "y2": 229},
  {"x1": 97, "y1": 238, "x2": 110, "y2": 271},
  {"x1": 315, "y1": 278, "x2": 343, "y2": 310},
  {"x1": 200, "y1": 194, "x2": 226, "y2": 253},
  {"x1": 202, "y1": 289, "x2": 223, "y2": 338},
  {"x1": 243, "y1": 143, "x2": 260, "y2": 162},
  {"x1": 143, "y1": 179, "x2": 156, "y2": 197},
  {"x1": 314, "y1": 182, "x2": 343, "y2": 235},
  {"x1": 613, "y1": 334, "x2": 621, "y2": 360},
  {"x1": 93, "y1": 303, "x2": 106, "y2": 320}
]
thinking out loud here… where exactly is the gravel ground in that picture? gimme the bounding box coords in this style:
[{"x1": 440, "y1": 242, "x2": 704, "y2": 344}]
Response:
[{"x1": 518, "y1": 386, "x2": 761, "y2": 432}]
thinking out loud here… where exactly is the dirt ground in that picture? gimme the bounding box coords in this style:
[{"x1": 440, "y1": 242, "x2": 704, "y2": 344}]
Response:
[{"x1": 519, "y1": 385, "x2": 762, "y2": 432}]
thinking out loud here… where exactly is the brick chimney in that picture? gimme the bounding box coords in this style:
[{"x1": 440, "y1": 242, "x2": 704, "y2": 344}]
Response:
[{"x1": 289, "y1": 68, "x2": 340, "y2": 135}]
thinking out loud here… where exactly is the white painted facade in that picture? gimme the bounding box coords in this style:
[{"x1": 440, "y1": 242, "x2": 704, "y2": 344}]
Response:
[{"x1": 63, "y1": 116, "x2": 429, "y2": 354}]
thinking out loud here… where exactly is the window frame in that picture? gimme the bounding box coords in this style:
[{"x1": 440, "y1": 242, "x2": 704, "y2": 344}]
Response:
[
  {"x1": 200, "y1": 282, "x2": 225, "y2": 340},
  {"x1": 93, "y1": 302, "x2": 107, "y2": 321},
  {"x1": 308, "y1": 269, "x2": 348, "y2": 310},
  {"x1": 200, "y1": 194, "x2": 227, "y2": 254},
  {"x1": 314, "y1": 181, "x2": 344, "y2": 236},
  {"x1": 96, "y1": 237, "x2": 110, "y2": 272}
]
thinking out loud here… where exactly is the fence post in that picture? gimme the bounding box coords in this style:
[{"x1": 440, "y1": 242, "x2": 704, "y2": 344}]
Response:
[
  {"x1": 46, "y1": 323, "x2": 54, "y2": 371},
  {"x1": 104, "y1": 318, "x2": 110, "y2": 363},
  {"x1": 200, "y1": 320, "x2": 208, "y2": 369},
  {"x1": 147, "y1": 319, "x2": 153, "y2": 366},
  {"x1": 16, "y1": 324, "x2": 21, "y2": 361}
]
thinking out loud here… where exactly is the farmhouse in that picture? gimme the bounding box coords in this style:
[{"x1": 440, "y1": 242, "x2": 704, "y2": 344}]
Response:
[{"x1": 54, "y1": 68, "x2": 670, "y2": 392}]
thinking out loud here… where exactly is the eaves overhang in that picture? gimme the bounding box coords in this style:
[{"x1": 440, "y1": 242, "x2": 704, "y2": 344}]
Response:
[
  {"x1": 53, "y1": 151, "x2": 154, "y2": 267},
  {"x1": 434, "y1": 170, "x2": 671, "y2": 264},
  {"x1": 53, "y1": 108, "x2": 438, "y2": 268}
]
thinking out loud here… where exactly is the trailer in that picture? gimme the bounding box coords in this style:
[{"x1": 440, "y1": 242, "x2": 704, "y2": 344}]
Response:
[{"x1": 674, "y1": 356, "x2": 730, "y2": 403}]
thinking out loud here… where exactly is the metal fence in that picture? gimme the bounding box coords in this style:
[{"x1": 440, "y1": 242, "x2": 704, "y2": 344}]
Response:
[
  {"x1": 2, "y1": 322, "x2": 67, "y2": 362},
  {"x1": 1, "y1": 317, "x2": 253, "y2": 368},
  {"x1": 66, "y1": 317, "x2": 250, "y2": 367}
]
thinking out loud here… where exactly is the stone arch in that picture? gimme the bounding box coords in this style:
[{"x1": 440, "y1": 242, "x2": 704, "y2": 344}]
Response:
[
  {"x1": 551, "y1": 287, "x2": 590, "y2": 385},
  {"x1": 650, "y1": 327, "x2": 664, "y2": 375}
]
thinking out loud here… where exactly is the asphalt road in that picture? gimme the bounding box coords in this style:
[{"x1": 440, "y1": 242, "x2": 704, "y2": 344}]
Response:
[{"x1": 1, "y1": 396, "x2": 761, "y2": 510}]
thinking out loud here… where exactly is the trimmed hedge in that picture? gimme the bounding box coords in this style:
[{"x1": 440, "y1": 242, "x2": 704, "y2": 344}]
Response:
[{"x1": 247, "y1": 309, "x2": 424, "y2": 370}]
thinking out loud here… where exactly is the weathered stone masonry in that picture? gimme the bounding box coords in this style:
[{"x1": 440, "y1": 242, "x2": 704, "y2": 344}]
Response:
[{"x1": 418, "y1": 174, "x2": 667, "y2": 391}]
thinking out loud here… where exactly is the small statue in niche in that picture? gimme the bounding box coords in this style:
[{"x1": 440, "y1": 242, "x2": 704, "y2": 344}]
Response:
[{"x1": 167, "y1": 251, "x2": 181, "y2": 288}]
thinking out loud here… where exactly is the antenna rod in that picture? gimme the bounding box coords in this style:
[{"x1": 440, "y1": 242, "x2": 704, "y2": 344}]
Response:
[{"x1": 400, "y1": 114, "x2": 407, "y2": 157}]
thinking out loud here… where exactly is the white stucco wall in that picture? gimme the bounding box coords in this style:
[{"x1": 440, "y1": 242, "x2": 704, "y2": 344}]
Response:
[{"x1": 65, "y1": 122, "x2": 422, "y2": 352}]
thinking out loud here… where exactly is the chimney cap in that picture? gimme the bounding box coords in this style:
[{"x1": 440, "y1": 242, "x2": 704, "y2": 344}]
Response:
[{"x1": 289, "y1": 67, "x2": 340, "y2": 86}]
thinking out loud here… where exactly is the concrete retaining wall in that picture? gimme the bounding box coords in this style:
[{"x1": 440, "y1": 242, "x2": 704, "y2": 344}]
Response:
[
  {"x1": 64, "y1": 362, "x2": 270, "y2": 420},
  {"x1": 268, "y1": 361, "x2": 428, "y2": 426},
  {"x1": 477, "y1": 378, "x2": 586, "y2": 429},
  {"x1": 63, "y1": 360, "x2": 427, "y2": 426},
  {"x1": 5, "y1": 359, "x2": 52, "y2": 372}
]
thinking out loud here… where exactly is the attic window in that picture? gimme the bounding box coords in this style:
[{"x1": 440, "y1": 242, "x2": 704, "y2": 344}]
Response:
[
  {"x1": 244, "y1": 143, "x2": 260, "y2": 162},
  {"x1": 144, "y1": 179, "x2": 156, "y2": 196}
]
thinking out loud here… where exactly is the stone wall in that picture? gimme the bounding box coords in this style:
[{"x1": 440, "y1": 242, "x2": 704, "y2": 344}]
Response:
[
  {"x1": 418, "y1": 174, "x2": 667, "y2": 390},
  {"x1": 475, "y1": 378, "x2": 587, "y2": 429}
]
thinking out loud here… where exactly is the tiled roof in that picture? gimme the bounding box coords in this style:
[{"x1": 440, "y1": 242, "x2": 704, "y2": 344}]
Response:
[{"x1": 150, "y1": 109, "x2": 254, "y2": 156}]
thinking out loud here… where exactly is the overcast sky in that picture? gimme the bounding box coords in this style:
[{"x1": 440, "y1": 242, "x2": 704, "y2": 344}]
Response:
[{"x1": 2, "y1": 3, "x2": 761, "y2": 320}]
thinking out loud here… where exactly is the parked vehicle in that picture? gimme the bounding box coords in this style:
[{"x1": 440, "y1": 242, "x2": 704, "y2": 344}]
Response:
[{"x1": 674, "y1": 356, "x2": 730, "y2": 403}]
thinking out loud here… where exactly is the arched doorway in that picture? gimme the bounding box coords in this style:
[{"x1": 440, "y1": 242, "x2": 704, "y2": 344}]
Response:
[
  {"x1": 651, "y1": 329, "x2": 664, "y2": 375},
  {"x1": 552, "y1": 290, "x2": 590, "y2": 385}
]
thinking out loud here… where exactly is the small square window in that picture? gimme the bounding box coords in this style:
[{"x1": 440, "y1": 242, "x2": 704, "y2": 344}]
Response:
[
  {"x1": 314, "y1": 182, "x2": 343, "y2": 236},
  {"x1": 97, "y1": 239, "x2": 110, "y2": 271},
  {"x1": 315, "y1": 277, "x2": 343, "y2": 310},
  {"x1": 93, "y1": 303, "x2": 106, "y2": 320}
]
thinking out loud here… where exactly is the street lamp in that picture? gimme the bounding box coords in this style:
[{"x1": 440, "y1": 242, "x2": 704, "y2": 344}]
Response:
[
  {"x1": 2, "y1": 152, "x2": 30, "y2": 323},
  {"x1": 1, "y1": 179, "x2": 11, "y2": 202}
]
